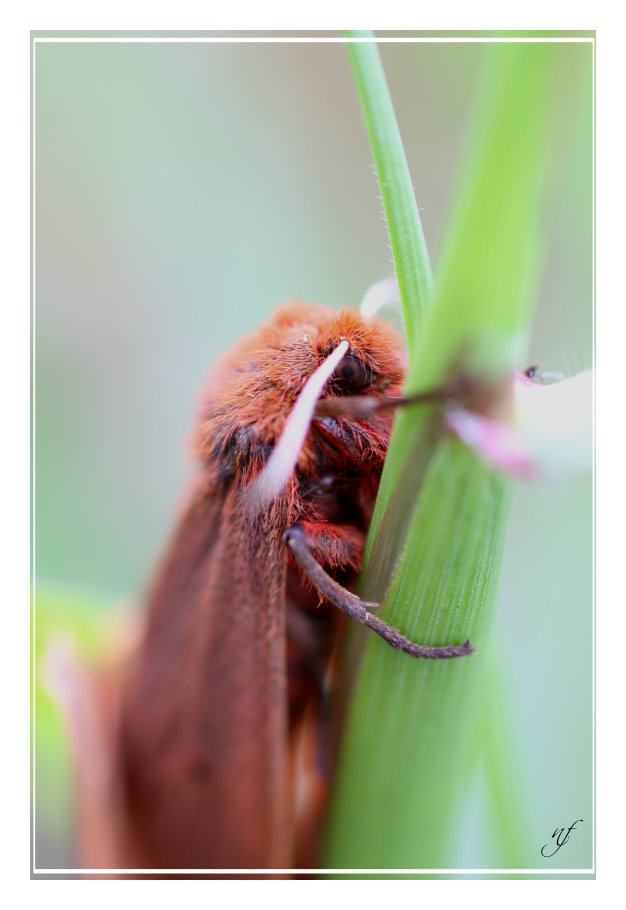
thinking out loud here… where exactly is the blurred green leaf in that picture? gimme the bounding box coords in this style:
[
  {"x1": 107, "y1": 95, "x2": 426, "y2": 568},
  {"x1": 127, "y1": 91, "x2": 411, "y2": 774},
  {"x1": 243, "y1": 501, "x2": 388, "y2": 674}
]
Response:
[
  {"x1": 33, "y1": 585, "x2": 117, "y2": 851},
  {"x1": 472, "y1": 643, "x2": 534, "y2": 869}
]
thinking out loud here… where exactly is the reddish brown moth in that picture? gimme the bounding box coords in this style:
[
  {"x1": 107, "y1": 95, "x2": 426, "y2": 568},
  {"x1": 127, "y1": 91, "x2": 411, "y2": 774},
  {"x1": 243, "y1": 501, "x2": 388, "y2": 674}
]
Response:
[{"x1": 119, "y1": 301, "x2": 473, "y2": 870}]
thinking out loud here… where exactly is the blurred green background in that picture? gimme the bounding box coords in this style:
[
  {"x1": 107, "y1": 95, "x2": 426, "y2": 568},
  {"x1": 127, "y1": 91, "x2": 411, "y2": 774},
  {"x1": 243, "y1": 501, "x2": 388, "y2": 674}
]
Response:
[{"x1": 33, "y1": 37, "x2": 593, "y2": 871}]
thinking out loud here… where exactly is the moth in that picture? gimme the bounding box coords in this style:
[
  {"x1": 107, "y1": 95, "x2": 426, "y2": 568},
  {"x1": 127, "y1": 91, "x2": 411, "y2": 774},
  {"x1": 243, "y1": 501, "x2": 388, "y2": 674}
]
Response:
[{"x1": 119, "y1": 301, "x2": 472, "y2": 871}]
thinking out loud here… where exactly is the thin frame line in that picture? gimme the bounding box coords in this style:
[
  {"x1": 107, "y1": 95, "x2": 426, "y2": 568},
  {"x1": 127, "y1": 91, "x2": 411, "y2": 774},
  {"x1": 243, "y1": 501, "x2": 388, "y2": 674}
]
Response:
[{"x1": 32, "y1": 37, "x2": 595, "y2": 44}]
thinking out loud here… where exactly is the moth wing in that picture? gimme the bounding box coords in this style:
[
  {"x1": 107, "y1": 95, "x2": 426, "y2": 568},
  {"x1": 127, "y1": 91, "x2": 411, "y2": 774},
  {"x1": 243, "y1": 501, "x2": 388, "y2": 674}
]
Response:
[{"x1": 121, "y1": 479, "x2": 291, "y2": 870}]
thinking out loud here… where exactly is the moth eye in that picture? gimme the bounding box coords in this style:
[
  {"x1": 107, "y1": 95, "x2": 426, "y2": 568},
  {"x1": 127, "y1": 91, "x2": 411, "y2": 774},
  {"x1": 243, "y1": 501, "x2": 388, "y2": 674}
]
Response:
[{"x1": 331, "y1": 353, "x2": 373, "y2": 394}]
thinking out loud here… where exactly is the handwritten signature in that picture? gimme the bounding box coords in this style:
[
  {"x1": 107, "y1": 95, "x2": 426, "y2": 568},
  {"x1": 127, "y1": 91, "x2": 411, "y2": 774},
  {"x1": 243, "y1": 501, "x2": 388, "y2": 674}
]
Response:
[{"x1": 541, "y1": 819, "x2": 583, "y2": 857}]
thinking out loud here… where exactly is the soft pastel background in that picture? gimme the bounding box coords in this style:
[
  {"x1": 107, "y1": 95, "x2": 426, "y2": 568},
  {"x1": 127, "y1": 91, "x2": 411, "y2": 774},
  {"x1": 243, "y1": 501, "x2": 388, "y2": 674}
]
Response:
[{"x1": 33, "y1": 38, "x2": 593, "y2": 870}]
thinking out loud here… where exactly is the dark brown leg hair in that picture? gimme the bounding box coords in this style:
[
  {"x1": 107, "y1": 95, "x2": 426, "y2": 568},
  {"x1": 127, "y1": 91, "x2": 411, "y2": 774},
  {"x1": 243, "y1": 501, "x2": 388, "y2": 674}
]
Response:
[{"x1": 283, "y1": 524, "x2": 474, "y2": 660}]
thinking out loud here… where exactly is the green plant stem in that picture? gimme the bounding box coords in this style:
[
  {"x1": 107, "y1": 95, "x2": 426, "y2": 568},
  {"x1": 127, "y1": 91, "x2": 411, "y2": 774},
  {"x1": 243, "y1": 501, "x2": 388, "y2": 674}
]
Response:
[
  {"x1": 345, "y1": 32, "x2": 433, "y2": 352},
  {"x1": 323, "y1": 41, "x2": 554, "y2": 869}
]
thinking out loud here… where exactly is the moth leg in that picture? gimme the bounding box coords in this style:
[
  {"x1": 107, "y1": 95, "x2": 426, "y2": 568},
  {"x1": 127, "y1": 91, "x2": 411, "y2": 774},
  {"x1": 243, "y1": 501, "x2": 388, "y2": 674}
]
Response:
[
  {"x1": 287, "y1": 520, "x2": 382, "y2": 612},
  {"x1": 283, "y1": 524, "x2": 474, "y2": 660},
  {"x1": 288, "y1": 520, "x2": 366, "y2": 573},
  {"x1": 314, "y1": 374, "x2": 473, "y2": 420}
]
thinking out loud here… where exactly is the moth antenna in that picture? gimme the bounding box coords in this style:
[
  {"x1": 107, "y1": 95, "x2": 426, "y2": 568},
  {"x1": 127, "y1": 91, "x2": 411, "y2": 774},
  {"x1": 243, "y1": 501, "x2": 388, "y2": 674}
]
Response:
[
  {"x1": 530, "y1": 369, "x2": 567, "y2": 384},
  {"x1": 249, "y1": 340, "x2": 350, "y2": 508},
  {"x1": 359, "y1": 277, "x2": 401, "y2": 321}
]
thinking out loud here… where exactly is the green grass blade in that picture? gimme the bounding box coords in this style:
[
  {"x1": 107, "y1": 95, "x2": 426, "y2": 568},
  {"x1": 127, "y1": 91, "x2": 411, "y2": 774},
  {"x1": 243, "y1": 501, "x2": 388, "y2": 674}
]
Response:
[
  {"x1": 323, "y1": 42, "x2": 556, "y2": 869},
  {"x1": 345, "y1": 32, "x2": 433, "y2": 350}
]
